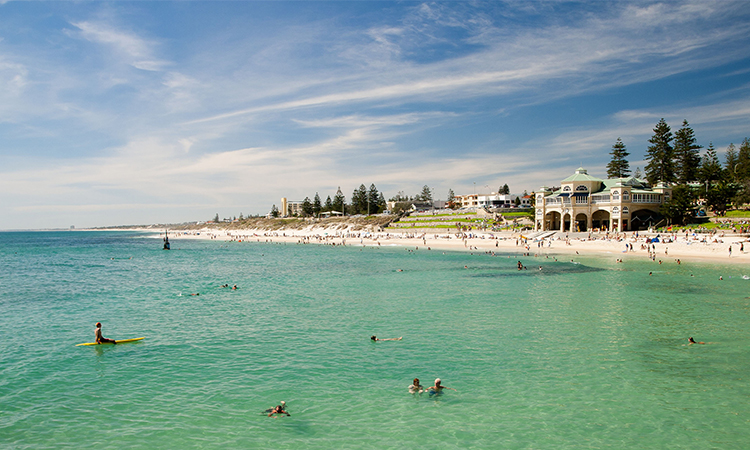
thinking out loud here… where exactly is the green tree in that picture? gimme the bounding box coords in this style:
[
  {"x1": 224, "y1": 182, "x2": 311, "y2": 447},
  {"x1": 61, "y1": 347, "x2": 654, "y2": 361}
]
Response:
[
  {"x1": 699, "y1": 143, "x2": 723, "y2": 188},
  {"x1": 313, "y1": 193, "x2": 322, "y2": 217},
  {"x1": 706, "y1": 182, "x2": 738, "y2": 215},
  {"x1": 302, "y1": 197, "x2": 313, "y2": 217},
  {"x1": 213, "y1": 213, "x2": 219, "y2": 223},
  {"x1": 367, "y1": 184, "x2": 381, "y2": 214},
  {"x1": 724, "y1": 143, "x2": 738, "y2": 182},
  {"x1": 501, "y1": 184, "x2": 510, "y2": 194},
  {"x1": 644, "y1": 118, "x2": 675, "y2": 185},
  {"x1": 418, "y1": 185, "x2": 433, "y2": 203},
  {"x1": 270, "y1": 205, "x2": 279, "y2": 218},
  {"x1": 606, "y1": 138, "x2": 631, "y2": 178},
  {"x1": 332, "y1": 187, "x2": 346, "y2": 214},
  {"x1": 737, "y1": 138, "x2": 750, "y2": 182},
  {"x1": 514, "y1": 196, "x2": 521, "y2": 206},
  {"x1": 673, "y1": 120, "x2": 702, "y2": 184},
  {"x1": 377, "y1": 192, "x2": 386, "y2": 213},
  {"x1": 660, "y1": 184, "x2": 695, "y2": 225},
  {"x1": 351, "y1": 184, "x2": 368, "y2": 215},
  {"x1": 634, "y1": 167, "x2": 642, "y2": 179},
  {"x1": 447, "y1": 188, "x2": 455, "y2": 203},
  {"x1": 324, "y1": 195, "x2": 333, "y2": 212}
]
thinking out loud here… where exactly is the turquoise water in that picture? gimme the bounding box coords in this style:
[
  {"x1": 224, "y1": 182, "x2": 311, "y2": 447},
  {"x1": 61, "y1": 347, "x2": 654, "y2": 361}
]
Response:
[{"x1": 2, "y1": 231, "x2": 750, "y2": 449}]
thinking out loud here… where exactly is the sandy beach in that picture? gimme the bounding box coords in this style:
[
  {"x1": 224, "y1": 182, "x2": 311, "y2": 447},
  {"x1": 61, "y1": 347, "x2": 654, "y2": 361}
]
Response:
[{"x1": 165, "y1": 225, "x2": 750, "y2": 265}]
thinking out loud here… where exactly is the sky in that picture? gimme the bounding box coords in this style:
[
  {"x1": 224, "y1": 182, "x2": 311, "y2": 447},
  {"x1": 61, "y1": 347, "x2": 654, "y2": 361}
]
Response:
[{"x1": 1, "y1": 1, "x2": 750, "y2": 229}]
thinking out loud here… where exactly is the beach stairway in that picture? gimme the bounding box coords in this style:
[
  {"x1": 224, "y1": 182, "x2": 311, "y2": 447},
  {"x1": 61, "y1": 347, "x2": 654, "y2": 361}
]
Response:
[{"x1": 526, "y1": 231, "x2": 557, "y2": 242}]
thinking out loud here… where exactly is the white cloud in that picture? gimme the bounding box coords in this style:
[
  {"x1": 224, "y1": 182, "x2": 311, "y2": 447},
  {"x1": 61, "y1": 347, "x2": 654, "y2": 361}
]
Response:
[{"x1": 69, "y1": 20, "x2": 169, "y2": 72}]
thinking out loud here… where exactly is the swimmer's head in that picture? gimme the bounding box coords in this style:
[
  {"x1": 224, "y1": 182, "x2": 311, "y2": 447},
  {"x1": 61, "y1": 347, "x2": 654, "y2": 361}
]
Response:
[
  {"x1": 96, "y1": 322, "x2": 101, "y2": 328},
  {"x1": 413, "y1": 378, "x2": 419, "y2": 385},
  {"x1": 371, "y1": 336, "x2": 377, "y2": 341},
  {"x1": 435, "y1": 378, "x2": 441, "y2": 385}
]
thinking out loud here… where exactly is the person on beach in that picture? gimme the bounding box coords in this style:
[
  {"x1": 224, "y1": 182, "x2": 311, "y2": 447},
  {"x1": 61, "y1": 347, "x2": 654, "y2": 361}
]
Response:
[
  {"x1": 267, "y1": 401, "x2": 290, "y2": 417},
  {"x1": 95, "y1": 322, "x2": 116, "y2": 344},
  {"x1": 688, "y1": 337, "x2": 705, "y2": 345},
  {"x1": 409, "y1": 378, "x2": 424, "y2": 394},
  {"x1": 371, "y1": 336, "x2": 402, "y2": 341},
  {"x1": 426, "y1": 378, "x2": 455, "y2": 395}
]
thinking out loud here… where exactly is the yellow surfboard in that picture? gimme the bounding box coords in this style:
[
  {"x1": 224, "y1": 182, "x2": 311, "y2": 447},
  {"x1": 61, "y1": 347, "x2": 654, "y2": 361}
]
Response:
[{"x1": 76, "y1": 337, "x2": 145, "y2": 346}]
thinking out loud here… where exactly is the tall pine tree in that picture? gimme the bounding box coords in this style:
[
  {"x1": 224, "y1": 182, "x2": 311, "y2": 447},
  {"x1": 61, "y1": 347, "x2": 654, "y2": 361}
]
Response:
[
  {"x1": 673, "y1": 120, "x2": 702, "y2": 184},
  {"x1": 351, "y1": 184, "x2": 368, "y2": 215},
  {"x1": 606, "y1": 138, "x2": 631, "y2": 178},
  {"x1": 332, "y1": 187, "x2": 345, "y2": 214},
  {"x1": 699, "y1": 143, "x2": 723, "y2": 187},
  {"x1": 367, "y1": 184, "x2": 380, "y2": 214},
  {"x1": 644, "y1": 118, "x2": 675, "y2": 185},
  {"x1": 724, "y1": 143, "x2": 738, "y2": 182},
  {"x1": 737, "y1": 138, "x2": 750, "y2": 182},
  {"x1": 313, "y1": 193, "x2": 322, "y2": 216}
]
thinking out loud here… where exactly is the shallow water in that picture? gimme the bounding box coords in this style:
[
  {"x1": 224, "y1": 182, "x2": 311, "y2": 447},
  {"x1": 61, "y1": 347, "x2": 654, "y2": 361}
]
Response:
[{"x1": 2, "y1": 231, "x2": 750, "y2": 449}]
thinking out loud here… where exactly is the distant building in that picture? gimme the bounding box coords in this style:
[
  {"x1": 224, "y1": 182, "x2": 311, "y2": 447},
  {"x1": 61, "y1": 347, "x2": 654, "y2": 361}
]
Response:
[
  {"x1": 454, "y1": 193, "x2": 530, "y2": 208},
  {"x1": 386, "y1": 200, "x2": 445, "y2": 212},
  {"x1": 280, "y1": 197, "x2": 304, "y2": 217},
  {"x1": 535, "y1": 168, "x2": 672, "y2": 232}
]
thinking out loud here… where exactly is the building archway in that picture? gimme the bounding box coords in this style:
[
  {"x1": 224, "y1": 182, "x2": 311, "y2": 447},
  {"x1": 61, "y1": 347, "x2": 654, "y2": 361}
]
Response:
[
  {"x1": 563, "y1": 213, "x2": 571, "y2": 232},
  {"x1": 630, "y1": 209, "x2": 663, "y2": 230},
  {"x1": 592, "y1": 210, "x2": 610, "y2": 231},
  {"x1": 545, "y1": 212, "x2": 561, "y2": 231},
  {"x1": 575, "y1": 213, "x2": 588, "y2": 232}
]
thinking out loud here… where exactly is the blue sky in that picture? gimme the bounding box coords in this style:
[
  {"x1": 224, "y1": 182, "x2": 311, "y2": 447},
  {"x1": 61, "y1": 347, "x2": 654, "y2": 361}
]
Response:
[{"x1": 1, "y1": 1, "x2": 750, "y2": 229}]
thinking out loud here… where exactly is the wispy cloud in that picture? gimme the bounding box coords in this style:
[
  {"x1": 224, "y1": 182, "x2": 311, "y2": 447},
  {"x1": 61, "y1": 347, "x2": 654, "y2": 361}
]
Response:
[{"x1": 69, "y1": 20, "x2": 170, "y2": 71}]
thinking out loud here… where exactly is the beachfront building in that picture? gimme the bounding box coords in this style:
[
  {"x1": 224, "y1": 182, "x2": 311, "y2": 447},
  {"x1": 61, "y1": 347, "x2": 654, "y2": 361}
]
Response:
[
  {"x1": 535, "y1": 168, "x2": 672, "y2": 232},
  {"x1": 455, "y1": 193, "x2": 530, "y2": 209},
  {"x1": 280, "y1": 197, "x2": 304, "y2": 217}
]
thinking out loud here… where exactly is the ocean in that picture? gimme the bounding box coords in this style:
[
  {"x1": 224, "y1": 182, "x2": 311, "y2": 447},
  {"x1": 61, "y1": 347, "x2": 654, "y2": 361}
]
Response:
[{"x1": 2, "y1": 230, "x2": 750, "y2": 449}]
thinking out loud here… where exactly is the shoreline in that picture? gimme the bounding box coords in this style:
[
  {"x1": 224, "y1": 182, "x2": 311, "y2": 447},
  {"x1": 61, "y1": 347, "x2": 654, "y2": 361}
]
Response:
[{"x1": 158, "y1": 226, "x2": 750, "y2": 265}]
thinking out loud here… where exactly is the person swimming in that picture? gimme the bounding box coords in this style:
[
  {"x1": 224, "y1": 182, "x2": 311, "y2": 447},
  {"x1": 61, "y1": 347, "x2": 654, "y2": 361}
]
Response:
[
  {"x1": 688, "y1": 337, "x2": 705, "y2": 345},
  {"x1": 371, "y1": 336, "x2": 402, "y2": 341},
  {"x1": 266, "y1": 401, "x2": 290, "y2": 417},
  {"x1": 426, "y1": 378, "x2": 455, "y2": 395},
  {"x1": 409, "y1": 378, "x2": 424, "y2": 394}
]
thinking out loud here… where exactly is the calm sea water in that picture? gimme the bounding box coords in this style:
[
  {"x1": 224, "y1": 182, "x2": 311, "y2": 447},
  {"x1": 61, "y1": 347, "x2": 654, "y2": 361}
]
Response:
[{"x1": 2, "y1": 231, "x2": 750, "y2": 449}]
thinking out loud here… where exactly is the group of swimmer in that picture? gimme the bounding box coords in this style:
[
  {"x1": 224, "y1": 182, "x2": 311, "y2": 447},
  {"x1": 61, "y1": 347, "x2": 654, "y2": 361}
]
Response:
[
  {"x1": 409, "y1": 378, "x2": 456, "y2": 395},
  {"x1": 371, "y1": 337, "x2": 455, "y2": 397}
]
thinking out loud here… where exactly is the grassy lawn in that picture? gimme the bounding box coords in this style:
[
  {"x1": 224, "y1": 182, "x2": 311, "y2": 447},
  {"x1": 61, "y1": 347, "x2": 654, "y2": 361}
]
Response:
[
  {"x1": 724, "y1": 210, "x2": 750, "y2": 218},
  {"x1": 397, "y1": 218, "x2": 493, "y2": 224}
]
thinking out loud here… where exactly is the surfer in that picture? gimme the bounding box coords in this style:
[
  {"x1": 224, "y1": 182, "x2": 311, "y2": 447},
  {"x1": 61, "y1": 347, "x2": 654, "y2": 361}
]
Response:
[
  {"x1": 409, "y1": 378, "x2": 424, "y2": 394},
  {"x1": 267, "y1": 401, "x2": 290, "y2": 417},
  {"x1": 95, "y1": 322, "x2": 116, "y2": 344},
  {"x1": 371, "y1": 336, "x2": 402, "y2": 341},
  {"x1": 426, "y1": 378, "x2": 455, "y2": 395}
]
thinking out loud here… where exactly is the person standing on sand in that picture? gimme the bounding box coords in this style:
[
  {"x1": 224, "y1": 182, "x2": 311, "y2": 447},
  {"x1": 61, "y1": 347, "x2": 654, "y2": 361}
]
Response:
[{"x1": 95, "y1": 322, "x2": 116, "y2": 344}]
